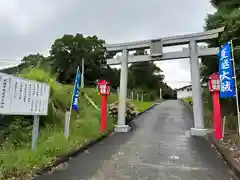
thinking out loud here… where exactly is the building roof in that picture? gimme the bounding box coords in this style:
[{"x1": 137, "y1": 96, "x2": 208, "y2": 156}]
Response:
[
  {"x1": 176, "y1": 83, "x2": 207, "y2": 91},
  {"x1": 176, "y1": 85, "x2": 191, "y2": 91}
]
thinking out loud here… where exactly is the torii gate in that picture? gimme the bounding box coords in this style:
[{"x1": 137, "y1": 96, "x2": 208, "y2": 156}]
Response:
[{"x1": 104, "y1": 27, "x2": 224, "y2": 136}]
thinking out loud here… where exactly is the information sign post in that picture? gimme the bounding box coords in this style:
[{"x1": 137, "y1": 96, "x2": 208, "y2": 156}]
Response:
[{"x1": 0, "y1": 72, "x2": 50, "y2": 150}]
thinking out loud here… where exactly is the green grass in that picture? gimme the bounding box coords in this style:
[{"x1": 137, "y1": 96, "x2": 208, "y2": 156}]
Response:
[
  {"x1": 0, "y1": 68, "x2": 117, "y2": 180},
  {"x1": 183, "y1": 97, "x2": 192, "y2": 104},
  {"x1": 131, "y1": 100, "x2": 153, "y2": 112},
  {"x1": 82, "y1": 88, "x2": 118, "y2": 106},
  {"x1": 0, "y1": 106, "x2": 113, "y2": 179}
]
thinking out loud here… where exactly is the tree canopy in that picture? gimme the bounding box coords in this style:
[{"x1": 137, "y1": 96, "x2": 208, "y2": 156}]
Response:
[
  {"x1": 50, "y1": 34, "x2": 106, "y2": 84},
  {"x1": 1, "y1": 34, "x2": 177, "y2": 100},
  {"x1": 201, "y1": 0, "x2": 240, "y2": 82}
]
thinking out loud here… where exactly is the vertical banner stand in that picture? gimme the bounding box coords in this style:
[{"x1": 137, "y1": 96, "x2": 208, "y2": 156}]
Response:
[
  {"x1": 64, "y1": 111, "x2": 71, "y2": 138},
  {"x1": 31, "y1": 115, "x2": 40, "y2": 150},
  {"x1": 64, "y1": 92, "x2": 74, "y2": 139},
  {"x1": 117, "y1": 87, "x2": 120, "y2": 96},
  {"x1": 230, "y1": 40, "x2": 240, "y2": 135},
  {"x1": 64, "y1": 66, "x2": 80, "y2": 139},
  {"x1": 160, "y1": 88, "x2": 162, "y2": 100},
  {"x1": 81, "y1": 58, "x2": 84, "y2": 89},
  {"x1": 222, "y1": 116, "x2": 226, "y2": 139}
]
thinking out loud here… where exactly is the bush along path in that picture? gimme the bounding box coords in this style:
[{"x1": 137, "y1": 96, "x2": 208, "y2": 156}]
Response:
[{"x1": 0, "y1": 68, "x2": 154, "y2": 180}]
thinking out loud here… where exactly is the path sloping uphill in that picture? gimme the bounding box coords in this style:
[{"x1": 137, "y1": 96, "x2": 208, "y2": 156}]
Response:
[{"x1": 34, "y1": 100, "x2": 237, "y2": 180}]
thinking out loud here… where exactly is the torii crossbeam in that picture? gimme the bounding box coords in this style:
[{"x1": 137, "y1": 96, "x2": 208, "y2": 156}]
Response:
[{"x1": 104, "y1": 27, "x2": 224, "y2": 136}]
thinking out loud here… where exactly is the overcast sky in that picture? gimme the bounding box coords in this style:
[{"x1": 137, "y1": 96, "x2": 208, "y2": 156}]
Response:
[{"x1": 0, "y1": 0, "x2": 215, "y2": 88}]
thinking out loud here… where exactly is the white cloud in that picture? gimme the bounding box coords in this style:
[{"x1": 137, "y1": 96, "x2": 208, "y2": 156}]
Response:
[
  {"x1": 156, "y1": 60, "x2": 191, "y2": 89},
  {"x1": 0, "y1": 0, "x2": 215, "y2": 88}
]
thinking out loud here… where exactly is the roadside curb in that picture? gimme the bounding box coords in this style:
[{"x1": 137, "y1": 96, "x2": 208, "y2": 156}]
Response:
[
  {"x1": 207, "y1": 134, "x2": 240, "y2": 179},
  {"x1": 137, "y1": 103, "x2": 158, "y2": 116},
  {"x1": 36, "y1": 103, "x2": 159, "y2": 176},
  {"x1": 179, "y1": 100, "x2": 194, "y2": 128},
  {"x1": 179, "y1": 99, "x2": 193, "y2": 117},
  {"x1": 180, "y1": 99, "x2": 240, "y2": 178},
  {"x1": 36, "y1": 130, "x2": 113, "y2": 175}
]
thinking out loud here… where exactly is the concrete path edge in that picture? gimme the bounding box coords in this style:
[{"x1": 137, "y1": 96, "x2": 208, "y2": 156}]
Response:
[
  {"x1": 36, "y1": 131, "x2": 113, "y2": 175},
  {"x1": 137, "y1": 103, "x2": 158, "y2": 116},
  {"x1": 179, "y1": 99, "x2": 193, "y2": 118},
  {"x1": 207, "y1": 134, "x2": 240, "y2": 179},
  {"x1": 179, "y1": 99, "x2": 240, "y2": 178},
  {"x1": 36, "y1": 102, "x2": 159, "y2": 176},
  {"x1": 180, "y1": 99, "x2": 240, "y2": 178}
]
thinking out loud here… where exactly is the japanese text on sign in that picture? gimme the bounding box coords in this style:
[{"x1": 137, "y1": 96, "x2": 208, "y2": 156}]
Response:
[
  {"x1": 218, "y1": 43, "x2": 235, "y2": 98},
  {"x1": 0, "y1": 73, "x2": 50, "y2": 115}
]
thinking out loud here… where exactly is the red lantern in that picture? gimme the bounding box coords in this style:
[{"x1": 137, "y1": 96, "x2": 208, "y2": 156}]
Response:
[
  {"x1": 208, "y1": 73, "x2": 220, "y2": 92},
  {"x1": 97, "y1": 80, "x2": 110, "y2": 96},
  {"x1": 96, "y1": 80, "x2": 111, "y2": 132}
]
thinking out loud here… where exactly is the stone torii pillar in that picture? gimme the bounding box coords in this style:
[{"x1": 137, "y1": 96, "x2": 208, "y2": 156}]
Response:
[
  {"x1": 117, "y1": 49, "x2": 130, "y2": 132},
  {"x1": 189, "y1": 40, "x2": 204, "y2": 134},
  {"x1": 104, "y1": 27, "x2": 224, "y2": 135}
]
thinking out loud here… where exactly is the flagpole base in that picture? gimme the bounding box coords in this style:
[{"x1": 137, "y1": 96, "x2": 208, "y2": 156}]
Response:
[{"x1": 114, "y1": 125, "x2": 131, "y2": 133}]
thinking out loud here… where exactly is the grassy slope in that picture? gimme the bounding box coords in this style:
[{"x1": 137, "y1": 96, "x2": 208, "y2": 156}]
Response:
[
  {"x1": 82, "y1": 88, "x2": 118, "y2": 105},
  {"x1": 183, "y1": 97, "x2": 192, "y2": 104},
  {"x1": 131, "y1": 100, "x2": 153, "y2": 112},
  {"x1": 0, "y1": 69, "x2": 116, "y2": 179},
  {"x1": 0, "y1": 69, "x2": 154, "y2": 179}
]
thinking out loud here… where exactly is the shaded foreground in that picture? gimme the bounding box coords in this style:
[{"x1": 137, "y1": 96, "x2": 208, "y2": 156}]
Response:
[{"x1": 35, "y1": 100, "x2": 237, "y2": 180}]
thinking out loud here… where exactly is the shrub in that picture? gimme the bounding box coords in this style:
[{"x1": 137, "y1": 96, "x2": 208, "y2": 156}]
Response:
[{"x1": 108, "y1": 101, "x2": 138, "y2": 124}]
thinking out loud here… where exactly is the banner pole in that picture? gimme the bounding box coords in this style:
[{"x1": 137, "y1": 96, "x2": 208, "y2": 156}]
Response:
[
  {"x1": 230, "y1": 40, "x2": 240, "y2": 135},
  {"x1": 69, "y1": 67, "x2": 78, "y2": 114},
  {"x1": 68, "y1": 66, "x2": 80, "y2": 130}
]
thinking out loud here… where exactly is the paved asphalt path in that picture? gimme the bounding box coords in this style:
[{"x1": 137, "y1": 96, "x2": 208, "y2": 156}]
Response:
[{"x1": 34, "y1": 100, "x2": 237, "y2": 180}]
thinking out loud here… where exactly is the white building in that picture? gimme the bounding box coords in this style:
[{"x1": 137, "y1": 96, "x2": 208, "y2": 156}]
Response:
[
  {"x1": 176, "y1": 85, "x2": 192, "y2": 99},
  {"x1": 176, "y1": 83, "x2": 207, "y2": 99}
]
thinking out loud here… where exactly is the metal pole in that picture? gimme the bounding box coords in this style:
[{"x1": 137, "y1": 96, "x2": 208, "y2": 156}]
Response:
[
  {"x1": 67, "y1": 66, "x2": 79, "y2": 138},
  {"x1": 64, "y1": 111, "x2": 71, "y2": 138},
  {"x1": 117, "y1": 87, "x2": 120, "y2": 96},
  {"x1": 66, "y1": 86, "x2": 74, "y2": 137},
  {"x1": 115, "y1": 49, "x2": 130, "y2": 132},
  {"x1": 222, "y1": 116, "x2": 226, "y2": 139},
  {"x1": 31, "y1": 115, "x2": 40, "y2": 150},
  {"x1": 230, "y1": 40, "x2": 240, "y2": 135},
  {"x1": 81, "y1": 58, "x2": 84, "y2": 88},
  {"x1": 189, "y1": 40, "x2": 204, "y2": 130},
  {"x1": 160, "y1": 88, "x2": 162, "y2": 100}
]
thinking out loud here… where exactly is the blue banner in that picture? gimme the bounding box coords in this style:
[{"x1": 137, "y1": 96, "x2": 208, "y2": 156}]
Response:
[
  {"x1": 219, "y1": 43, "x2": 235, "y2": 98},
  {"x1": 71, "y1": 67, "x2": 81, "y2": 111}
]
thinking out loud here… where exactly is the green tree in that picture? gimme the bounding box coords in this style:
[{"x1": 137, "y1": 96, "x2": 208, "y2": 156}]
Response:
[
  {"x1": 201, "y1": 0, "x2": 240, "y2": 123},
  {"x1": 0, "y1": 53, "x2": 49, "y2": 75},
  {"x1": 50, "y1": 34, "x2": 106, "y2": 84},
  {"x1": 127, "y1": 48, "x2": 176, "y2": 99},
  {"x1": 22, "y1": 53, "x2": 46, "y2": 68},
  {"x1": 201, "y1": 0, "x2": 240, "y2": 82}
]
